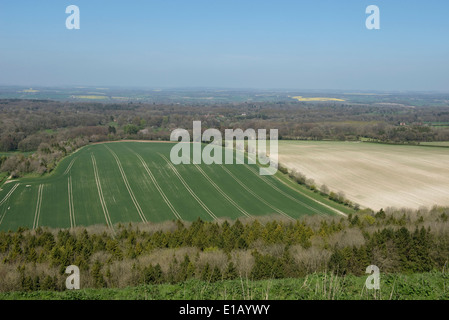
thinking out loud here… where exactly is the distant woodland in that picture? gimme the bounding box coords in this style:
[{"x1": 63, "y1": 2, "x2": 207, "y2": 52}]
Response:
[{"x1": 2, "y1": 99, "x2": 449, "y2": 177}]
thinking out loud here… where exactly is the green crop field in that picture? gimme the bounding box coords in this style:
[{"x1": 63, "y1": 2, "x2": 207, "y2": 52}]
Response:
[{"x1": 0, "y1": 142, "x2": 348, "y2": 232}]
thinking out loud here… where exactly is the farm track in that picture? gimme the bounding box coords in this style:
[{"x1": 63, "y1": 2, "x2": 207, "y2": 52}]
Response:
[
  {"x1": 104, "y1": 144, "x2": 148, "y2": 223},
  {"x1": 91, "y1": 154, "x2": 114, "y2": 232},
  {"x1": 32, "y1": 184, "x2": 44, "y2": 229},
  {"x1": 159, "y1": 153, "x2": 218, "y2": 221}
]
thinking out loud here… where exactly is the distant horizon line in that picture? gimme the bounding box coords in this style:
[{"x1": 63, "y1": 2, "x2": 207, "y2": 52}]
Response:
[{"x1": 0, "y1": 84, "x2": 448, "y2": 94}]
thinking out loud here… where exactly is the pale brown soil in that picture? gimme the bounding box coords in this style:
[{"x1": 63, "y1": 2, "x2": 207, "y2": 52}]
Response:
[{"x1": 278, "y1": 141, "x2": 449, "y2": 211}]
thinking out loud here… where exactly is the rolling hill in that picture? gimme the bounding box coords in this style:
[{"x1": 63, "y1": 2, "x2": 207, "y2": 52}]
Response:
[{"x1": 0, "y1": 142, "x2": 348, "y2": 231}]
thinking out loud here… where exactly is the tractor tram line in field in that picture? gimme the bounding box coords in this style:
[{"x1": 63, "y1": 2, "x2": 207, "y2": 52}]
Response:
[
  {"x1": 126, "y1": 146, "x2": 183, "y2": 221},
  {"x1": 158, "y1": 153, "x2": 218, "y2": 221},
  {"x1": 194, "y1": 164, "x2": 252, "y2": 219},
  {"x1": 32, "y1": 184, "x2": 44, "y2": 230},
  {"x1": 0, "y1": 205, "x2": 8, "y2": 227},
  {"x1": 68, "y1": 176, "x2": 76, "y2": 229},
  {"x1": 243, "y1": 164, "x2": 327, "y2": 217},
  {"x1": 274, "y1": 175, "x2": 348, "y2": 217},
  {"x1": 64, "y1": 157, "x2": 77, "y2": 175},
  {"x1": 0, "y1": 183, "x2": 20, "y2": 207},
  {"x1": 91, "y1": 154, "x2": 115, "y2": 233},
  {"x1": 104, "y1": 144, "x2": 148, "y2": 224},
  {"x1": 0, "y1": 183, "x2": 20, "y2": 227},
  {"x1": 220, "y1": 165, "x2": 294, "y2": 221}
]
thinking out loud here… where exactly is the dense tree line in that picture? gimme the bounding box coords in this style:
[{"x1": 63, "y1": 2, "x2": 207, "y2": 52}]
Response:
[
  {"x1": 2, "y1": 99, "x2": 449, "y2": 152},
  {"x1": 2, "y1": 99, "x2": 449, "y2": 176},
  {"x1": 1, "y1": 207, "x2": 448, "y2": 292}
]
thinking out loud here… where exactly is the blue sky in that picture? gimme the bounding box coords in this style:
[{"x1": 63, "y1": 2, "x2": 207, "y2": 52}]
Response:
[{"x1": 0, "y1": 0, "x2": 448, "y2": 91}]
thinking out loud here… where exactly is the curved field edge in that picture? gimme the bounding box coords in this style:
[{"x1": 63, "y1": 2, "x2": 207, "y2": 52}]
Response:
[
  {"x1": 273, "y1": 172, "x2": 352, "y2": 216},
  {"x1": 0, "y1": 272, "x2": 447, "y2": 300},
  {"x1": 0, "y1": 141, "x2": 351, "y2": 231}
]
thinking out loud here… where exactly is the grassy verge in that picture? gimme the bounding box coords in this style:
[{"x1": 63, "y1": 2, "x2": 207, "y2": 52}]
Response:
[
  {"x1": 274, "y1": 170, "x2": 354, "y2": 216},
  {"x1": 1, "y1": 272, "x2": 447, "y2": 300}
]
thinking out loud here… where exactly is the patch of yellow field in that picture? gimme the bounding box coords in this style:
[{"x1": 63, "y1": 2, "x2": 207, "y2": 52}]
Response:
[
  {"x1": 73, "y1": 95, "x2": 108, "y2": 100},
  {"x1": 19, "y1": 88, "x2": 39, "y2": 93},
  {"x1": 291, "y1": 96, "x2": 345, "y2": 102}
]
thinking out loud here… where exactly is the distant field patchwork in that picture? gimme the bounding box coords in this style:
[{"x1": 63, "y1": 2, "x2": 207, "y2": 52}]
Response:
[
  {"x1": 0, "y1": 142, "x2": 346, "y2": 231},
  {"x1": 291, "y1": 96, "x2": 345, "y2": 102},
  {"x1": 278, "y1": 141, "x2": 449, "y2": 211}
]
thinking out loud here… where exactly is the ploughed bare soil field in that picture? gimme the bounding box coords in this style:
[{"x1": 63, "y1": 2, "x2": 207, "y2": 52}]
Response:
[{"x1": 278, "y1": 141, "x2": 449, "y2": 211}]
